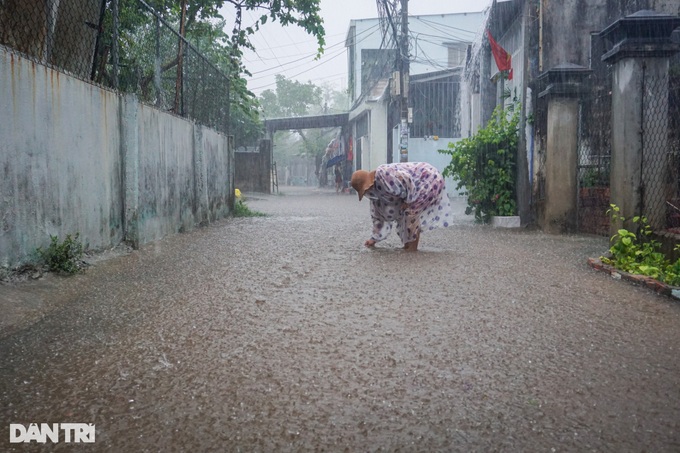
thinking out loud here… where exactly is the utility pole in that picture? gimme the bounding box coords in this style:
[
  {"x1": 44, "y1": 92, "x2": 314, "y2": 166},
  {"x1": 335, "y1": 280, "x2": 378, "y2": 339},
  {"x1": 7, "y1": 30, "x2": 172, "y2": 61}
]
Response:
[{"x1": 398, "y1": 0, "x2": 409, "y2": 162}]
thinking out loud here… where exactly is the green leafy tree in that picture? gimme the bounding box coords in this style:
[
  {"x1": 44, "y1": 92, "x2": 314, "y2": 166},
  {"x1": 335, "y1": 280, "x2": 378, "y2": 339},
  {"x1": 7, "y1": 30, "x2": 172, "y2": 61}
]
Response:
[
  {"x1": 321, "y1": 81, "x2": 349, "y2": 113},
  {"x1": 96, "y1": 0, "x2": 325, "y2": 147},
  {"x1": 260, "y1": 74, "x2": 323, "y2": 118},
  {"x1": 258, "y1": 75, "x2": 343, "y2": 171},
  {"x1": 223, "y1": 0, "x2": 325, "y2": 144}
]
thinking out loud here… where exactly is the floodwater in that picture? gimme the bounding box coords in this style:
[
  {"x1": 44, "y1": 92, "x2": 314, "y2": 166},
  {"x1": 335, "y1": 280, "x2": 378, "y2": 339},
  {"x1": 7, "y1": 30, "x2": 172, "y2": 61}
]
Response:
[{"x1": 1, "y1": 186, "x2": 680, "y2": 452}]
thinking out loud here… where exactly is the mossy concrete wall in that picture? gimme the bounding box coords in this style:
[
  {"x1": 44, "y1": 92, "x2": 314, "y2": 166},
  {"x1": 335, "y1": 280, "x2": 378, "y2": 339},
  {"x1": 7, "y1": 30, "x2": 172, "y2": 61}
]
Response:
[{"x1": 0, "y1": 47, "x2": 233, "y2": 267}]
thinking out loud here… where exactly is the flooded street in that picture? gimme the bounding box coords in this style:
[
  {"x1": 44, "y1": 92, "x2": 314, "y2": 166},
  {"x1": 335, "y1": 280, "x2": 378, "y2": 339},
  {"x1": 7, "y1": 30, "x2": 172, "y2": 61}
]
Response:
[{"x1": 2, "y1": 187, "x2": 680, "y2": 452}]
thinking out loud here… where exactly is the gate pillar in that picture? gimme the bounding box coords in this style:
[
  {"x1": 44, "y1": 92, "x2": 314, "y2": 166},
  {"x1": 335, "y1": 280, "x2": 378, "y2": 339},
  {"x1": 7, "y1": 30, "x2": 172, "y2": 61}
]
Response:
[
  {"x1": 538, "y1": 64, "x2": 591, "y2": 233},
  {"x1": 600, "y1": 10, "x2": 680, "y2": 233}
]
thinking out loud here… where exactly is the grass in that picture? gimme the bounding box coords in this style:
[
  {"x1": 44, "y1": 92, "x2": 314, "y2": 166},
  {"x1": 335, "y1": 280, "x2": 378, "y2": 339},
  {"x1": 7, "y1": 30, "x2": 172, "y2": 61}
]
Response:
[{"x1": 233, "y1": 199, "x2": 266, "y2": 217}]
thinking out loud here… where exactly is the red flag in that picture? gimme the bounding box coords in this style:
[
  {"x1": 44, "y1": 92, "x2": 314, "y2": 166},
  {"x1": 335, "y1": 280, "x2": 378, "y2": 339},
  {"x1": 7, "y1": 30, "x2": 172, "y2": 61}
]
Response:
[{"x1": 486, "y1": 29, "x2": 512, "y2": 80}]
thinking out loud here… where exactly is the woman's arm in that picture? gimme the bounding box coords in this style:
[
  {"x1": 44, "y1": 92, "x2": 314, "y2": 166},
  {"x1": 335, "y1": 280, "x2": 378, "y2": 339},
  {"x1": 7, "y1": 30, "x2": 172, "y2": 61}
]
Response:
[{"x1": 369, "y1": 202, "x2": 393, "y2": 244}]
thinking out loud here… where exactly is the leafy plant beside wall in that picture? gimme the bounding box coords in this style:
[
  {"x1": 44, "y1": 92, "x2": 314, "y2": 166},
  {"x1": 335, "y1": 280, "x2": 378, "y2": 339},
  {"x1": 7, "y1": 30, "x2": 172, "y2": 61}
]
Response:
[
  {"x1": 439, "y1": 103, "x2": 520, "y2": 223},
  {"x1": 36, "y1": 233, "x2": 85, "y2": 274},
  {"x1": 602, "y1": 204, "x2": 680, "y2": 286},
  {"x1": 232, "y1": 189, "x2": 266, "y2": 217}
]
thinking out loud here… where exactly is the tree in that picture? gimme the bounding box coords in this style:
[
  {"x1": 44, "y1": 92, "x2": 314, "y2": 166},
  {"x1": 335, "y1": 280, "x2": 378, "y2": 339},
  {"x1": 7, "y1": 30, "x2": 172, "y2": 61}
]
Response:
[
  {"x1": 259, "y1": 74, "x2": 323, "y2": 118},
  {"x1": 321, "y1": 82, "x2": 349, "y2": 113},
  {"x1": 258, "y1": 75, "x2": 346, "y2": 181},
  {"x1": 92, "y1": 0, "x2": 325, "y2": 146},
  {"x1": 183, "y1": 0, "x2": 324, "y2": 145}
]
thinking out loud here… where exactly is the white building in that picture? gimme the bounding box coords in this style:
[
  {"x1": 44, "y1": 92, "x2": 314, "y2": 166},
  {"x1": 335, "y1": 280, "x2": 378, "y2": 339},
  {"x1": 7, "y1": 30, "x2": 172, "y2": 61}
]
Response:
[{"x1": 344, "y1": 11, "x2": 487, "y2": 196}]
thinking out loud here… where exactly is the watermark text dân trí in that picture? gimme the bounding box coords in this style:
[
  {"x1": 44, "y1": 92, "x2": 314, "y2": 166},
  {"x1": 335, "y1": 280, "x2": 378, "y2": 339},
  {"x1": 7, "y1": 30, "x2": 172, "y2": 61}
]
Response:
[{"x1": 9, "y1": 423, "x2": 95, "y2": 443}]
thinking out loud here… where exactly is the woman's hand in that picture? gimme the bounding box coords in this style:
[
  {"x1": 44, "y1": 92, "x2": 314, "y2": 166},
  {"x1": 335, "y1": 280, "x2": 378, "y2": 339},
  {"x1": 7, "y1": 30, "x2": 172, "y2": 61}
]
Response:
[{"x1": 364, "y1": 239, "x2": 376, "y2": 247}]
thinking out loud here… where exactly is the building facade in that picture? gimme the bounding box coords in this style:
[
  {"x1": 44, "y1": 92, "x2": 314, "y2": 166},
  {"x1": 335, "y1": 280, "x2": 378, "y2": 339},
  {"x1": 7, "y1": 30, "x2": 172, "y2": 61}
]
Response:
[{"x1": 344, "y1": 11, "x2": 487, "y2": 196}]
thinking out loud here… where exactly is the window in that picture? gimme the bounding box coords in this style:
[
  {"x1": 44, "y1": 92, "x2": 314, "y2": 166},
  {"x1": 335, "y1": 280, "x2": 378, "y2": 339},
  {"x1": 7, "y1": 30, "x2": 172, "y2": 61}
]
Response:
[
  {"x1": 410, "y1": 77, "x2": 461, "y2": 138},
  {"x1": 445, "y1": 42, "x2": 469, "y2": 68}
]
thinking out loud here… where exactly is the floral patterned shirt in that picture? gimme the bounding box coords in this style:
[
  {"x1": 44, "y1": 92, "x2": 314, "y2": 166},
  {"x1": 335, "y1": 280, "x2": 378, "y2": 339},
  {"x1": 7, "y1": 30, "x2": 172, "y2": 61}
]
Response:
[{"x1": 363, "y1": 162, "x2": 452, "y2": 244}]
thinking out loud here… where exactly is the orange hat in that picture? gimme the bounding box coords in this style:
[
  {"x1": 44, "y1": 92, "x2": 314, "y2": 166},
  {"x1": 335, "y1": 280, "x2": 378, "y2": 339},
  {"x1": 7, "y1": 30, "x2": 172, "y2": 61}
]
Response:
[{"x1": 350, "y1": 170, "x2": 375, "y2": 201}]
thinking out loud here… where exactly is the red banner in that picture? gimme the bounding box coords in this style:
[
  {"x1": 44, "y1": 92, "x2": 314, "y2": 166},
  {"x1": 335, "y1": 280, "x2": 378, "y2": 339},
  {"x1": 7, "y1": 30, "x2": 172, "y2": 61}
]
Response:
[{"x1": 486, "y1": 29, "x2": 512, "y2": 80}]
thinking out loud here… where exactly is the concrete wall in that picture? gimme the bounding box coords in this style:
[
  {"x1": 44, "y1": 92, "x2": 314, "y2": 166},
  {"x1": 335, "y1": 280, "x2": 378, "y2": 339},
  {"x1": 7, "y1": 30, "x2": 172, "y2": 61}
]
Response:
[
  {"x1": 348, "y1": 100, "x2": 388, "y2": 171},
  {"x1": 202, "y1": 127, "x2": 233, "y2": 222},
  {"x1": 1, "y1": 50, "x2": 123, "y2": 265},
  {"x1": 367, "y1": 104, "x2": 388, "y2": 170},
  {"x1": 392, "y1": 133, "x2": 463, "y2": 199},
  {"x1": 0, "y1": 47, "x2": 233, "y2": 267},
  {"x1": 135, "y1": 103, "x2": 197, "y2": 245},
  {"x1": 541, "y1": 0, "x2": 679, "y2": 71}
]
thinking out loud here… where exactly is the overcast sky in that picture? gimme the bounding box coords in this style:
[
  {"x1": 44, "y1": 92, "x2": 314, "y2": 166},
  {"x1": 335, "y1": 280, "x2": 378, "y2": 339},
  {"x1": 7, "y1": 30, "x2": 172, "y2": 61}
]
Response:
[{"x1": 221, "y1": 0, "x2": 491, "y2": 97}]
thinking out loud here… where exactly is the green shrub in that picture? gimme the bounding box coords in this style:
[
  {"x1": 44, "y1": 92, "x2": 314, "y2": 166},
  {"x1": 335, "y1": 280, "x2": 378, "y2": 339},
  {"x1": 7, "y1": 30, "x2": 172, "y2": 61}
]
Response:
[
  {"x1": 439, "y1": 104, "x2": 519, "y2": 223},
  {"x1": 37, "y1": 233, "x2": 84, "y2": 274},
  {"x1": 601, "y1": 204, "x2": 680, "y2": 286}
]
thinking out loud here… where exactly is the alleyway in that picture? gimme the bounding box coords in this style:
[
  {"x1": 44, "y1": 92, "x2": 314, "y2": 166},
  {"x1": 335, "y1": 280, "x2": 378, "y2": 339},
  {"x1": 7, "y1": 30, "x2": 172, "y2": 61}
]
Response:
[{"x1": 1, "y1": 187, "x2": 679, "y2": 452}]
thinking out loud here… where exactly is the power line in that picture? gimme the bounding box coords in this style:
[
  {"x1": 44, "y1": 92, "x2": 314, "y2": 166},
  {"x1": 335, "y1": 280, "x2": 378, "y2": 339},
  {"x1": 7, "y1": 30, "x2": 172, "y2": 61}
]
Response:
[
  {"x1": 249, "y1": 50, "x2": 348, "y2": 92},
  {"x1": 243, "y1": 11, "x2": 285, "y2": 69},
  {"x1": 412, "y1": 16, "x2": 482, "y2": 37},
  {"x1": 411, "y1": 31, "x2": 472, "y2": 44},
  {"x1": 248, "y1": 46, "x2": 347, "y2": 78},
  {"x1": 247, "y1": 23, "x2": 378, "y2": 71},
  {"x1": 247, "y1": 23, "x2": 379, "y2": 71},
  {"x1": 246, "y1": 30, "x2": 349, "y2": 51},
  {"x1": 247, "y1": 24, "x2": 381, "y2": 91}
]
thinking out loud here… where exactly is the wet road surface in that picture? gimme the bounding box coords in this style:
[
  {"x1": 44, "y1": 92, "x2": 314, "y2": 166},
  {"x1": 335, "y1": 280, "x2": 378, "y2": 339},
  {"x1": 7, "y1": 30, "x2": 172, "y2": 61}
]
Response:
[{"x1": 1, "y1": 187, "x2": 680, "y2": 452}]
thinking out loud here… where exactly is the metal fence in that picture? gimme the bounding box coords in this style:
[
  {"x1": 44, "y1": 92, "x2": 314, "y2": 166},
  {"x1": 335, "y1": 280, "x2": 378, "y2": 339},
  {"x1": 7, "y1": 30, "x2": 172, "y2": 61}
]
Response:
[
  {"x1": 410, "y1": 80, "x2": 461, "y2": 139},
  {"x1": 669, "y1": 69, "x2": 680, "y2": 232},
  {"x1": 0, "y1": 0, "x2": 101, "y2": 79},
  {"x1": 0, "y1": 0, "x2": 231, "y2": 135},
  {"x1": 576, "y1": 73, "x2": 612, "y2": 236},
  {"x1": 642, "y1": 71, "x2": 680, "y2": 232},
  {"x1": 574, "y1": 69, "x2": 680, "y2": 236}
]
